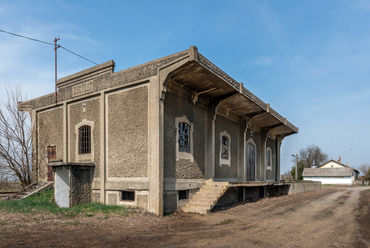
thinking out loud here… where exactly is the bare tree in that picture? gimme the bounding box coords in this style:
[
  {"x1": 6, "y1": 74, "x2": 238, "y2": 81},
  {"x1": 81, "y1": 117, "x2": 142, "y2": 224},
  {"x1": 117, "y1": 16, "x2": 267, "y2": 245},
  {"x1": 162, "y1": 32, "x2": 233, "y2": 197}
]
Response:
[
  {"x1": 290, "y1": 144, "x2": 328, "y2": 179},
  {"x1": 358, "y1": 163, "x2": 370, "y2": 176},
  {"x1": 0, "y1": 86, "x2": 32, "y2": 187},
  {"x1": 297, "y1": 144, "x2": 328, "y2": 168},
  {"x1": 281, "y1": 170, "x2": 293, "y2": 180}
]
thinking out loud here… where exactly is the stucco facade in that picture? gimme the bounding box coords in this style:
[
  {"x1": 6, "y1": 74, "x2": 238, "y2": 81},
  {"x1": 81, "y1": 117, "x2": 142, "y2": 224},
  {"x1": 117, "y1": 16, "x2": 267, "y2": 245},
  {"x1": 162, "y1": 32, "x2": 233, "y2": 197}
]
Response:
[{"x1": 20, "y1": 46, "x2": 298, "y2": 215}]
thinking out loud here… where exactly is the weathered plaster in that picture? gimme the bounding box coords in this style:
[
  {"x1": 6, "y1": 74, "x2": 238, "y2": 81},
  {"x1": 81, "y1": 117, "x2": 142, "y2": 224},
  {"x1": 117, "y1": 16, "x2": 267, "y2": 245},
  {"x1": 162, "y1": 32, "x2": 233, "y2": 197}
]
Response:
[
  {"x1": 106, "y1": 85, "x2": 148, "y2": 178},
  {"x1": 37, "y1": 107, "x2": 64, "y2": 181}
]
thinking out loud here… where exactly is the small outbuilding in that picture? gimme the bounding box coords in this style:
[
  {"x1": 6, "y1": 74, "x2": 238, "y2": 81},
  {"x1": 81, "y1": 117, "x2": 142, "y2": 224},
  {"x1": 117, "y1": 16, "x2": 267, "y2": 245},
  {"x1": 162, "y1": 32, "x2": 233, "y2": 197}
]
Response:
[{"x1": 303, "y1": 159, "x2": 359, "y2": 185}]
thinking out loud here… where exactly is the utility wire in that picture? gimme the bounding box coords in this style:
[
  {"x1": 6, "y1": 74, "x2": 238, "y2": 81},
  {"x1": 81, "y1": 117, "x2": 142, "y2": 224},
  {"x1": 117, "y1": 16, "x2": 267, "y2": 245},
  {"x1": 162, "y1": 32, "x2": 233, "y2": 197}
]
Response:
[
  {"x1": 0, "y1": 29, "x2": 98, "y2": 65},
  {"x1": 0, "y1": 29, "x2": 54, "y2": 45},
  {"x1": 60, "y1": 46, "x2": 98, "y2": 65}
]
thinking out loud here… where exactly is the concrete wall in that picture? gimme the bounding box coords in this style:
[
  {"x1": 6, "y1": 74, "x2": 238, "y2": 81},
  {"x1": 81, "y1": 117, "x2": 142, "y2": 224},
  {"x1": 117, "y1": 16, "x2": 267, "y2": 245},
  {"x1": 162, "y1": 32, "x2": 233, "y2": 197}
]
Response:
[
  {"x1": 303, "y1": 177, "x2": 353, "y2": 185},
  {"x1": 164, "y1": 188, "x2": 199, "y2": 213},
  {"x1": 105, "y1": 189, "x2": 149, "y2": 210},
  {"x1": 266, "y1": 137, "x2": 276, "y2": 180},
  {"x1": 215, "y1": 187, "x2": 239, "y2": 207},
  {"x1": 68, "y1": 97, "x2": 100, "y2": 177},
  {"x1": 55, "y1": 170, "x2": 69, "y2": 208},
  {"x1": 37, "y1": 107, "x2": 64, "y2": 181},
  {"x1": 214, "y1": 115, "x2": 238, "y2": 179},
  {"x1": 288, "y1": 181, "x2": 322, "y2": 195},
  {"x1": 163, "y1": 91, "x2": 205, "y2": 179},
  {"x1": 107, "y1": 85, "x2": 148, "y2": 178},
  {"x1": 69, "y1": 166, "x2": 94, "y2": 206}
]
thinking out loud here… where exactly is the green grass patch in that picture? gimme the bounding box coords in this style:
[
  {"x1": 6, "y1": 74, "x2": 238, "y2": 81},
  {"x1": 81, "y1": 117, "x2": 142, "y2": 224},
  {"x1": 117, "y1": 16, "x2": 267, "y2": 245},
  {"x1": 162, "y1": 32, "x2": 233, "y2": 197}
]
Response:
[
  {"x1": 0, "y1": 189, "x2": 131, "y2": 217},
  {"x1": 365, "y1": 189, "x2": 370, "y2": 192},
  {"x1": 323, "y1": 184, "x2": 334, "y2": 186}
]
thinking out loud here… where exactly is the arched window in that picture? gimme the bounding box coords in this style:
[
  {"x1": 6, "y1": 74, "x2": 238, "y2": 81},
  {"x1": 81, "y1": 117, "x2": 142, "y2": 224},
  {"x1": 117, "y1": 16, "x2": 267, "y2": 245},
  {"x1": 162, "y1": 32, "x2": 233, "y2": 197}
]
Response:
[
  {"x1": 178, "y1": 122, "x2": 190, "y2": 153},
  {"x1": 220, "y1": 131, "x2": 231, "y2": 166},
  {"x1": 246, "y1": 141, "x2": 256, "y2": 181},
  {"x1": 79, "y1": 125, "x2": 91, "y2": 154},
  {"x1": 221, "y1": 136, "x2": 229, "y2": 159},
  {"x1": 175, "y1": 116, "x2": 193, "y2": 161},
  {"x1": 266, "y1": 147, "x2": 272, "y2": 171}
]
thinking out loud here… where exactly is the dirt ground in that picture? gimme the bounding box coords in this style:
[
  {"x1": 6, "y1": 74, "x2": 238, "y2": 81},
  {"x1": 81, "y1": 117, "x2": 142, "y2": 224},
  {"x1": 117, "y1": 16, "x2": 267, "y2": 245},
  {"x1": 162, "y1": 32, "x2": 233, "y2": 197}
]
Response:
[{"x1": 0, "y1": 185, "x2": 369, "y2": 248}]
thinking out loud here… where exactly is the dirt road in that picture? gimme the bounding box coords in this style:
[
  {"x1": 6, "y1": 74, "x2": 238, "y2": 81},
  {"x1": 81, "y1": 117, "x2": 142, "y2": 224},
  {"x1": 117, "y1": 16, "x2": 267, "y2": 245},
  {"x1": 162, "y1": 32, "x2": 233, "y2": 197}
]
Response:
[{"x1": 1, "y1": 186, "x2": 369, "y2": 247}]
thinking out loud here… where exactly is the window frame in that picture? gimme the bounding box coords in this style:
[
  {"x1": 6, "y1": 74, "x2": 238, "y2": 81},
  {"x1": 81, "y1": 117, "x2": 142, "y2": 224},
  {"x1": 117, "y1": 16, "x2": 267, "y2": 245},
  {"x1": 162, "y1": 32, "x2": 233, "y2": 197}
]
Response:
[
  {"x1": 266, "y1": 147, "x2": 272, "y2": 171},
  {"x1": 78, "y1": 125, "x2": 91, "y2": 154},
  {"x1": 178, "y1": 122, "x2": 191, "y2": 153},
  {"x1": 75, "y1": 119, "x2": 94, "y2": 162},
  {"x1": 121, "y1": 190, "x2": 135, "y2": 202},
  {"x1": 175, "y1": 116, "x2": 194, "y2": 161},
  {"x1": 219, "y1": 131, "x2": 231, "y2": 166},
  {"x1": 178, "y1": 190, "x2": 189, "y2": 200}
]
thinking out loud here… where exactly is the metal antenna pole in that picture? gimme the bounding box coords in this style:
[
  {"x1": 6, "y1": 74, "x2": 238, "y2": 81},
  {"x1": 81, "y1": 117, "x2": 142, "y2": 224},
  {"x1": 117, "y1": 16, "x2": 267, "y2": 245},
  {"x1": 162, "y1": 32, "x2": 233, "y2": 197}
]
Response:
[{"x1": 54, "y1": 37, "x2": 60, "y2": 104}]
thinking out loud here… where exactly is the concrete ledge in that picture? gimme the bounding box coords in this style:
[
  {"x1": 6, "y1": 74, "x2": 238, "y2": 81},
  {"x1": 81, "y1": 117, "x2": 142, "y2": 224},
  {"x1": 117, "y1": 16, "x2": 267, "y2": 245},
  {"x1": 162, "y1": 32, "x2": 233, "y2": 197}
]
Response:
[
  {"x1": 288, "y1": 181, "x2": 322, "y2": 195},
  {"x1": 57, "y1": 60, "x2": 115, "y2": 88},
  {"x1": 104, "y1": 181, "x2": 149, "y2": 191}
]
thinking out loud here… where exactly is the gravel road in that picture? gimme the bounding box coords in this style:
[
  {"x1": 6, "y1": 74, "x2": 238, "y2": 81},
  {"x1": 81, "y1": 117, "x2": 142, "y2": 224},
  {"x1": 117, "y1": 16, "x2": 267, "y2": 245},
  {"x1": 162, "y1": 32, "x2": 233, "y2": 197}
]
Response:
[{"x1": 1, "y1": 185, "x2": 369, "y2": 247}]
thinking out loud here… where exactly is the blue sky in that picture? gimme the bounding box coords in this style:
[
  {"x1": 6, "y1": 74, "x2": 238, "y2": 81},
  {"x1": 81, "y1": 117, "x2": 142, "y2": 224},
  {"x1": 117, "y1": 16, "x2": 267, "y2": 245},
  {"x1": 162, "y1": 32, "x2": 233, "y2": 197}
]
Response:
[{"x1": 1, "y1": 0, "x2": 370, "y2": 174}]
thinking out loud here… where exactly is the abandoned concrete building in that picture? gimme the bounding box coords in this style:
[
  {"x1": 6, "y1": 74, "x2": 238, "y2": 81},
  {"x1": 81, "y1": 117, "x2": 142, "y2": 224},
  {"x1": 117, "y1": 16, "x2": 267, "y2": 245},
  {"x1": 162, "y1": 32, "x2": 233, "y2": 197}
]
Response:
[{"x1": 20, "y1": 46, "x2": 298, "y2": 215}]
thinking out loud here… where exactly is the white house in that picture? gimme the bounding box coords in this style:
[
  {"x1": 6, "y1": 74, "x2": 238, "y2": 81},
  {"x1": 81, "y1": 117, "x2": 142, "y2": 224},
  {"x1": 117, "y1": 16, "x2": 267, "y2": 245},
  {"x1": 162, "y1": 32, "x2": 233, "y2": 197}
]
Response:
[{"x1": 303, "y1": 159, "x2": 359, "y2": 185}]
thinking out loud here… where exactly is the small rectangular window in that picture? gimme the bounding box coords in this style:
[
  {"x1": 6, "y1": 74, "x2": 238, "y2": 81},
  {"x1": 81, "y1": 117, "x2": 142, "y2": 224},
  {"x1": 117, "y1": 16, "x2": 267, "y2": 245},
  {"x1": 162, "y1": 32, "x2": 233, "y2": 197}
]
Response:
[
  {"x1": 121, "y1": 191, "x2": 135, "y2": 201},
  {"x1": 178, "y1": 190, "x2": 188, "y2": 200}
]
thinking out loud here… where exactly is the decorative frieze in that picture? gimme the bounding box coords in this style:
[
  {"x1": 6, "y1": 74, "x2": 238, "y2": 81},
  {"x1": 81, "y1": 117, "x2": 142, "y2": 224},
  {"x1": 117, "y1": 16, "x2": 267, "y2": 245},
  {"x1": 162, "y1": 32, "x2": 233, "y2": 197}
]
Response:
[{"x1": 72, "y1": 81, "x2": 93, "y2": 97}]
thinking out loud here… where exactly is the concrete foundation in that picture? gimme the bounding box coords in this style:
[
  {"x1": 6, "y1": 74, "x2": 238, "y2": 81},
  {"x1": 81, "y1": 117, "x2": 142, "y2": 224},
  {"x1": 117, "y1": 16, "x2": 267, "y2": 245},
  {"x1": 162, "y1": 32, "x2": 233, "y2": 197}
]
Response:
[
  {"x1": 210, "y1": 181, "x2": 322, "y2": 211},
  {"x1": 288, "y1": 181, "x2": 322, "y2": 195}
]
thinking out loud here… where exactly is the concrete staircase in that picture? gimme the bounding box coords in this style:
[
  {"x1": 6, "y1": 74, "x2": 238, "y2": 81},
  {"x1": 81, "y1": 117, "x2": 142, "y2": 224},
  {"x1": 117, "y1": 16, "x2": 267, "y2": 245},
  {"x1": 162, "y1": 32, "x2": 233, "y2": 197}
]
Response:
[{"x1": 182, "y1": 180, "x2": 229, "y2": 214}]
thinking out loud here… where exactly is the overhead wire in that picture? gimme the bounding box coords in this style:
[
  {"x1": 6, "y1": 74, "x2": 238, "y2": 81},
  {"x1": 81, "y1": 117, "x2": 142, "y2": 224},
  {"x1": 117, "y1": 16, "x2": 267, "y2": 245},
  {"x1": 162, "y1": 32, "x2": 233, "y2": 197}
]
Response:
[
  {"x1": 0, "y1": 29, "x2": 54, "y2": 46},
  {"x1": 60, "y1": 46, "x2": 98, "y2": 65},
  {"x1": 0, "y1": 29, "x2": 98, "y2": 65}
]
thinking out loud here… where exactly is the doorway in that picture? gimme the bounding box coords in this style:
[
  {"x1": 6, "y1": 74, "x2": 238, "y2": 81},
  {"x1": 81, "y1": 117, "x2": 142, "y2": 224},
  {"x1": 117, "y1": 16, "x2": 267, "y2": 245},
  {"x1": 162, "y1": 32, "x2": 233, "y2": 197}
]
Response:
[
  {"x1": 246, "y1": 143, "x2": 255, "y2": 181},
  {"x1": 47, "y1": 146, "x2": 56, "y2": 181}
]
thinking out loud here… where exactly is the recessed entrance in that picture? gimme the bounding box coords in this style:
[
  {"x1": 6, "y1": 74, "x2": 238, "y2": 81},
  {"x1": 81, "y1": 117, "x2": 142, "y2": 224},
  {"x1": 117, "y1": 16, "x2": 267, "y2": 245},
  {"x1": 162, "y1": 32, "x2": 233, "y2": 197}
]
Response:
[{"x1": 246, "y1": 143, "x2": 255, "y2": 181}]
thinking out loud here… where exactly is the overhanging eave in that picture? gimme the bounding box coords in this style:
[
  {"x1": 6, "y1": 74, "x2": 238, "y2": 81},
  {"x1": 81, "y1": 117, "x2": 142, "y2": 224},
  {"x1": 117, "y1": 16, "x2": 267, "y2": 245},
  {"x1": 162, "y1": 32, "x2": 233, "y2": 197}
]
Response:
[{"x1": 164, "y1": 48, "x2": 298, "y2": 137}]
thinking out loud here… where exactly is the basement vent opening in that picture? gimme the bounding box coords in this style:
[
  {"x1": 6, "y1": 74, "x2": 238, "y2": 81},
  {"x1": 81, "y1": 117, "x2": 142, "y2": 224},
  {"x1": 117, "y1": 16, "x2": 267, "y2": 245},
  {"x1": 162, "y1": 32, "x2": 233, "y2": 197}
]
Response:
[
  {"x1": 121, "y1": 191, "x2": 135, "y2": 201},
  {"x1": 178, "y1": 190, "x2": 188, "y2": 200}
]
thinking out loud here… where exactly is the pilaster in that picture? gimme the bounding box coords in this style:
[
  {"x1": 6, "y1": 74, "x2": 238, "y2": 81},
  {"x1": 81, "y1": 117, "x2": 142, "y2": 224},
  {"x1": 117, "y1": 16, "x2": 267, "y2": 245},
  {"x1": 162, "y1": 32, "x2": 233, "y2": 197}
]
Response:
[
  {"x1": 99, "y1": 93, "x2": 106, "y2": 203},
  {"x1": 148, "y1": 76, "x2": 163, "y2": 215}
]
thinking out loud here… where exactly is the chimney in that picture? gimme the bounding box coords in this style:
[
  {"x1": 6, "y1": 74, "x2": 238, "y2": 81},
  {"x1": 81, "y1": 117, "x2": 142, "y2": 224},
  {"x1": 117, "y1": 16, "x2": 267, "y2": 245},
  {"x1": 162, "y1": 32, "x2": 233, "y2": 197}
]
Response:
[{"x1": 338, "y1": 156, "x2": 341, "y2": 163}]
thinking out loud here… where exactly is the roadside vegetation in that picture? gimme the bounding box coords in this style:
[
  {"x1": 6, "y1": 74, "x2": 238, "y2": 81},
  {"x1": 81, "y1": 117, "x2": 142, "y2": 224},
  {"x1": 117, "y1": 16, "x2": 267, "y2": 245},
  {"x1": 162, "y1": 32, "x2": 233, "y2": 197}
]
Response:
[
  {"x1": 0, "y1": 189, "x2": 132, "y2": 217},
  {"x1": 290, "y1": 144, "x2": 328, "y2": 180}
]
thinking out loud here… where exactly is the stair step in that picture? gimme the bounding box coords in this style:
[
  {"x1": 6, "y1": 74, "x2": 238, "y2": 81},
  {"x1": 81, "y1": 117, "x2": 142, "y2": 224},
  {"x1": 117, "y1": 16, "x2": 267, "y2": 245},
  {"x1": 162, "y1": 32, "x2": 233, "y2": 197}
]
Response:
[
  {"x1": 182, "y1": 207, "x2": 210, "y2": 214},
  {"x1": 195, "y1": 191, "x2": 225, "y2": 197},
  {"x1": 182, "y1": 180, "x2": 229, "y2": 214},
  {"x1": 191, "y1": 195, "x2": 221, "y2": 201},
  {"x1": 186, "y1": 203, "x2": 214, "y2": 209}
]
